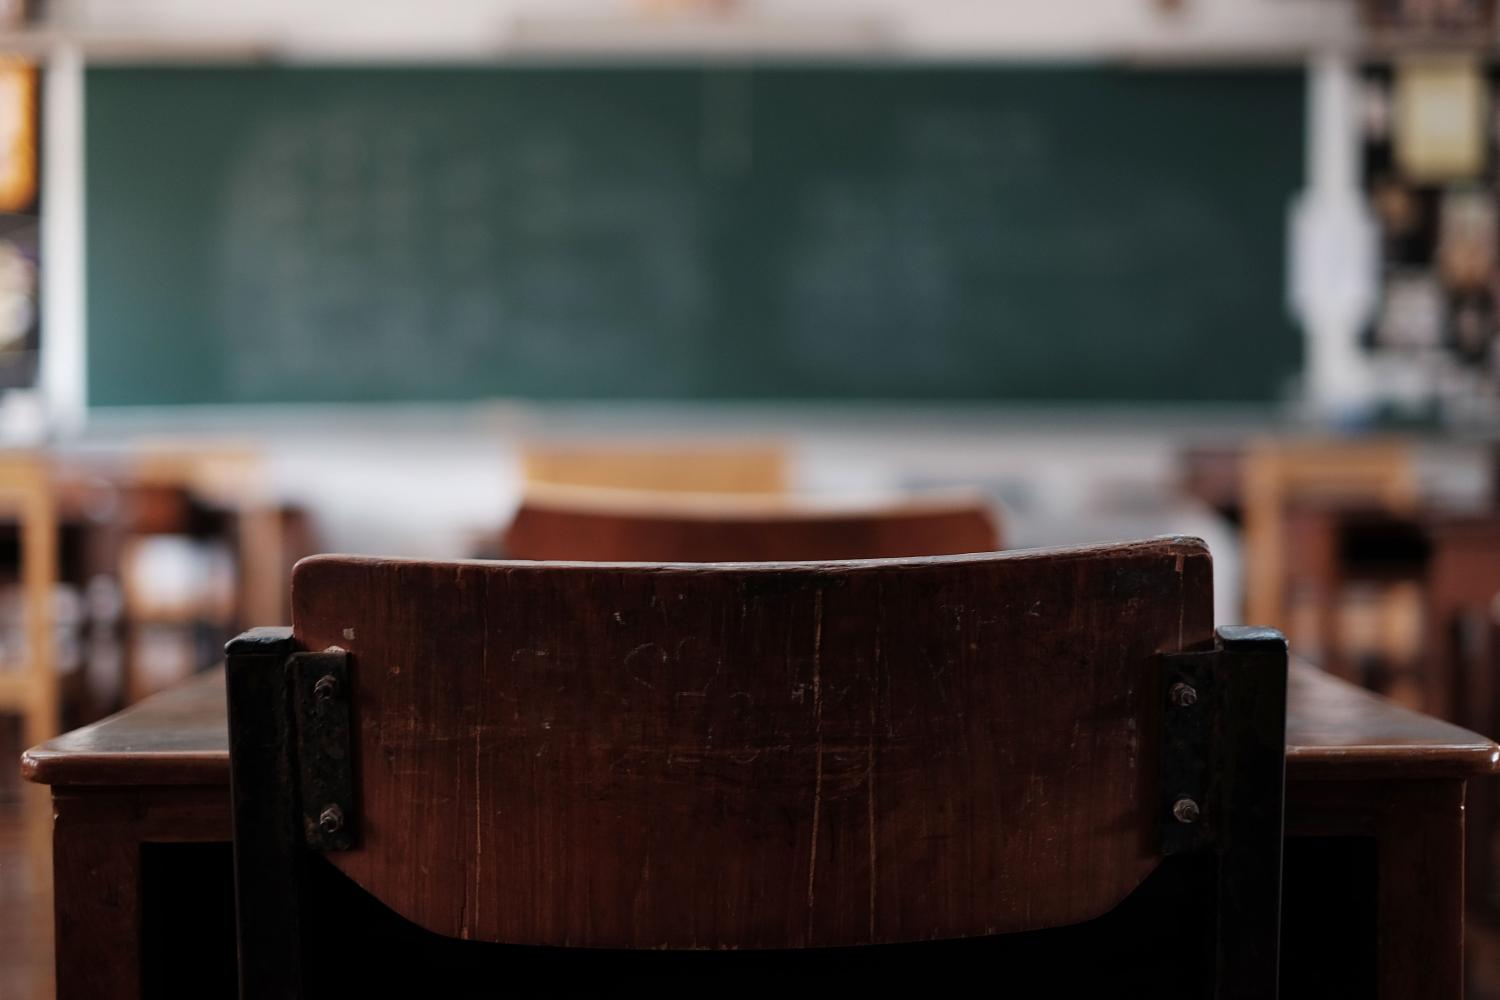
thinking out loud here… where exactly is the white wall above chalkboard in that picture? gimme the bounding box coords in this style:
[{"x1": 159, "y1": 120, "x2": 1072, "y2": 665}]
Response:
[{"x1": 29, "y1": 0, "x2": 1354, "y2": 61}]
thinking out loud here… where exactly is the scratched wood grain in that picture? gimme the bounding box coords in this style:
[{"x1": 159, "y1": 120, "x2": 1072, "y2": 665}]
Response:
[{"x1": 290, "y1": 537, "x2": 1213, "y2": 948}]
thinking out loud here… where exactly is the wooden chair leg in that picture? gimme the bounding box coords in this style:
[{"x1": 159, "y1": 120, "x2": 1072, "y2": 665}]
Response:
[{"x1": 0, "y1": 455, "x2": 59, "y2": 747}]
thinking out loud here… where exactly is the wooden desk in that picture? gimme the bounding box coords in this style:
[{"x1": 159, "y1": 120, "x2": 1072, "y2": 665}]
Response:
[{"x1": 22, "y1": 663, "x2": 1500, "y2": 999}]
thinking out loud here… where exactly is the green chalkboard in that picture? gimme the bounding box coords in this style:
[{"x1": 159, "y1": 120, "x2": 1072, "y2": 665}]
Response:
[{"x1": 86, "y1": 65, "x2": 1305, "y2": 406}]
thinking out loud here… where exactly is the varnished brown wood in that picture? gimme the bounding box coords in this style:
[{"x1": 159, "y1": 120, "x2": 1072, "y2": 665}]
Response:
[
  {"x1": 1286, "y1": 777, "x2": 1467, "y2": 998},
  {"x1": 502, "y1": 486, "x2": 1002, "y2": 562},
  {"x1": 51, "y1": 793, "x2": 138, "y2": 1000},
  {"x1": 50, "y1": 785, "x2": 230, "y2": 1000},
  {"x1": 1285, "y1": 659, "x2": 1500, "y2": 779},
  {"x1": 21, "y1": 667, "x2": 229, "y2": 787},
  {"x1": 1379, "y1": 780, "x2": 1467, "y2": 998},
  {"x1": 289, "y1": 539, "x2": 1211, "y2": 949},
  {"x1": 27, "y1": 658, "x2": 1499, "y2": 791}
]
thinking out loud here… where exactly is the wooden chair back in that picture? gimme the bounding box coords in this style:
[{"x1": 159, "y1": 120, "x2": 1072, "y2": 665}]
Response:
[
  {"x1": 521, "y1": 442, "x2": 786, "y2": 495},
  {"x1": 502, "y1": 487, "x2": 1002, "y2": 561},
  {"x1": 227, "y1": 538, "x2": 1286, "y2": 995}
]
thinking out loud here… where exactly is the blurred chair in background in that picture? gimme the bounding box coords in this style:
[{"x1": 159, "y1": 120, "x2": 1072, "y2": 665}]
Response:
[
  {"x1": 502, "y1": 485, "x2": 1001, "y2": 562},
  {"x1": 123, "y1": 443, "x2": 319, "y2": 702},
  {"x1": 1277, "y1": 502, "x2": 1430, "y2": 700},
  {"x1": 1242, "y1": 438, "x2": 1417, "y2": 677},
  {"x1": 0, "y1": 443, "x2": 320, "y2": 756},
  {"x1": 1426, "y1": 516, "x2": 1500, "y2": 727},
  {"x1": 131, "y1": 442, "x2": 290, "y2": 628}
]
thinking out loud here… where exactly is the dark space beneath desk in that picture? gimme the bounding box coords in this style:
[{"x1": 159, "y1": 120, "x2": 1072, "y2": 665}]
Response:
[{"x1": 137, "y1": 840, "x2": 1370, "y2": 994}]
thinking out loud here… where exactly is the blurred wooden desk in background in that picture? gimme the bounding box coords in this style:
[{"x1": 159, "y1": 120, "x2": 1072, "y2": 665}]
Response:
[
  {"x1": 520, "y1": 442, "x2": 788, "y2": 495},
  {"x1": 20, "y1": 658, "x2": 1499, "y2": 998}
]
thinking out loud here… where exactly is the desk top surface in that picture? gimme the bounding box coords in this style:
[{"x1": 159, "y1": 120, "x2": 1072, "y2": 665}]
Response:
[{"x1": 20, "y1": 660, "x2": 1500, "y2": 788}]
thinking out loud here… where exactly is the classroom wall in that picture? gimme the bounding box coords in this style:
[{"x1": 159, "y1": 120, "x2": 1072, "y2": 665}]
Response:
[
  {"x1": 36, "y1": 0, "x2": 1379, "y2": 628},
  {"x1": 32, "y1": 0, "x2": 1364, "y2": 425},
  {"x1": 58, "y1": 0, "x2": 1354, "y2": 58}
]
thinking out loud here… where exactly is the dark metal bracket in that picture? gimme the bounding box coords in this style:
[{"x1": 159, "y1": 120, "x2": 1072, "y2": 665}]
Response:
[
  {"x1": 1160, "y1": 645, "x2": 1216, "y2": 855},
  {"x1": 1159, "y1": 625, "x2": 1288, "y2": 856},
  {"x1": 289, "y1": 648, "x2": 356, "y2": 851},
  {"x1": 1160, "y1": 625, "x2": 1288, "y2": 998}
]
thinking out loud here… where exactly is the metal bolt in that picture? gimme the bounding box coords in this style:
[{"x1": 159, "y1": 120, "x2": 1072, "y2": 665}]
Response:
[
  {"x1": 1169, "y1": 682, "x2": 1198, "y2": 708},
  {"x1": 313, "y1": 674, "x2": 339, "y2": 703},
  {"x1": 318, "y1": 804, "x2": 344, "y2": 836},
  {"x1": 1172, "y1": 797, "x2": 1201, "y2": 824}
]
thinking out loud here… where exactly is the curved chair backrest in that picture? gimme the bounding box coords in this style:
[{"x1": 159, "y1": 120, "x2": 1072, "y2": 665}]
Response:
[
  {"x1": 502, "y1": 487, "x2": 1002, "y2": 561},
  {"x1": 227, "y1": 537, "x2": 1285, "y2": 995}
]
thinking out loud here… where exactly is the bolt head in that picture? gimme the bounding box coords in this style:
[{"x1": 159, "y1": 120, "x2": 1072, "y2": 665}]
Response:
[
  {"x1": 318, "y1": 804, "x2": 344, "y2": 836},
  {"x1": 1172, "y1": 797, "x2": 1201, "y2": 824},
  {"x1": 313, "y1": 674, "x2": 339, "y2": 703},
  {"x1": 1169, "y1": 682, "x2": 1198, "y2": 708}
]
